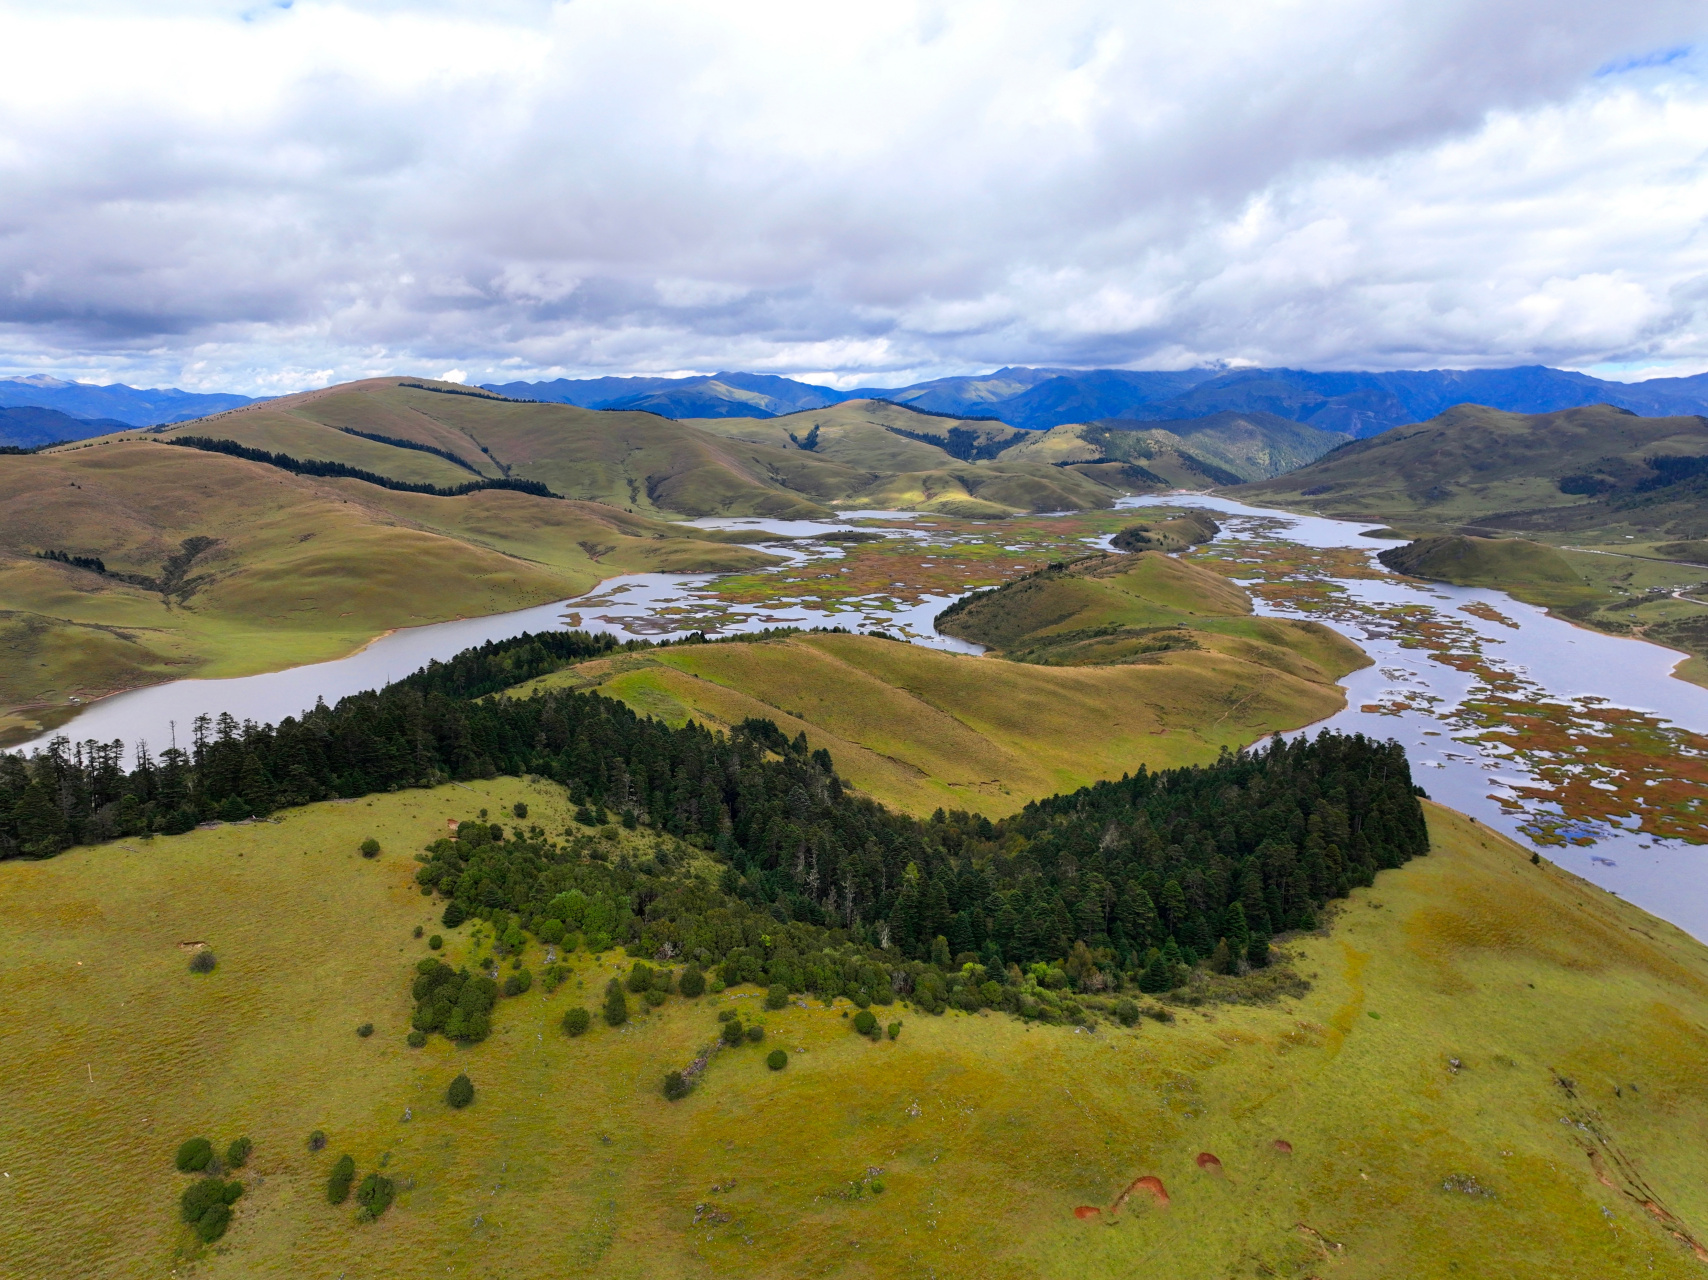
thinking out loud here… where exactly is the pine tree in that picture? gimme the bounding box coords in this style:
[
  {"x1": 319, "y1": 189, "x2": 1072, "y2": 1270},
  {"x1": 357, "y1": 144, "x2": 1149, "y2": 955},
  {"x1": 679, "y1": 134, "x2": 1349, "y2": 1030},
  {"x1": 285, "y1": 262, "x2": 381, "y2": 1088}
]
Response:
[{"x1": 602, "y1": 977, "x2": 628, "y2": 1027}]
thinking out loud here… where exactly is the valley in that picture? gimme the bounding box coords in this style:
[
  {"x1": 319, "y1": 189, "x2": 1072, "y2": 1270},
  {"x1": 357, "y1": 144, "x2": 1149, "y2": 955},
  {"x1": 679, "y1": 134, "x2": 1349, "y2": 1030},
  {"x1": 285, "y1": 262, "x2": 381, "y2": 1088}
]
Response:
[{"x1": 8, "y1": 378, "x2": 1708, "y2": 1280}]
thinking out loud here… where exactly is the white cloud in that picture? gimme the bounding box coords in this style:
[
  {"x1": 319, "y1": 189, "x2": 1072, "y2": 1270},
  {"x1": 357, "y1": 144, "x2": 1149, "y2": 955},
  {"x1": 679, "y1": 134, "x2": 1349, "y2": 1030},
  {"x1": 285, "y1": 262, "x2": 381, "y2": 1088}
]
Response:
[{"x1": 0, "y1": 0, "x2": 1704, "y2": 392}]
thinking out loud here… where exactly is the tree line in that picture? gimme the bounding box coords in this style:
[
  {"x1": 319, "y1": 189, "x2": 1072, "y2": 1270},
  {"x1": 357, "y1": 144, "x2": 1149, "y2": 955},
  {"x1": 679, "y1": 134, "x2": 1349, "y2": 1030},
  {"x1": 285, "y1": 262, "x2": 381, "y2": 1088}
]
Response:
[
  {"x1": 164, "y1": 436, "x2": 556, "y2": 499},
  {"x1": 0, "y1": 627, "x2": 1429, "y2": 997}
]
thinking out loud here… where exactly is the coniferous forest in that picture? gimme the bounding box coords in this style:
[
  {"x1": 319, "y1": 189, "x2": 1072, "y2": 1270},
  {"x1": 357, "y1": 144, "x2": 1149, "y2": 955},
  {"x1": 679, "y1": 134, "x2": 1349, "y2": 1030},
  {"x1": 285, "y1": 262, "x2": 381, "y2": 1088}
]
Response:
[{"x1": 0, "y1": 628, "x2": 1428, "y2": 1016}]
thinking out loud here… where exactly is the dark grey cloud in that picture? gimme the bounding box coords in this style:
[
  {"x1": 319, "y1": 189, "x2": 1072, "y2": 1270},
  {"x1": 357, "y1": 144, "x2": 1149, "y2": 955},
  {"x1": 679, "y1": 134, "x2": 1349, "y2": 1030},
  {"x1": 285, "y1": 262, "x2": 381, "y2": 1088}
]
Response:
[{"x1": 0, "y1": 0, "x2": 1705, "y2": 393}]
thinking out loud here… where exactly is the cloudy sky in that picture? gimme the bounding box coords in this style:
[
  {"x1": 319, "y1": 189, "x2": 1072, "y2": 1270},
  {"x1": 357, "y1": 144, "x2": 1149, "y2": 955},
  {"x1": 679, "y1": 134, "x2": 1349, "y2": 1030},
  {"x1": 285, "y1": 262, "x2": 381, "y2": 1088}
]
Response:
[{"x1": 1, "y1": 0, "x2": 1706, "y2": 394}]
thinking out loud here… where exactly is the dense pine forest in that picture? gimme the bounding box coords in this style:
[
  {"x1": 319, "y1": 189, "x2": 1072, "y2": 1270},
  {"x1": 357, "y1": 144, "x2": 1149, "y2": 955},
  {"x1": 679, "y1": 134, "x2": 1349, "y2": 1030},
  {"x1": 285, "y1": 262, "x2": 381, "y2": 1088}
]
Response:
[{"x1": 0, "y1": 628, "x2": 1428, "y2": 1013}]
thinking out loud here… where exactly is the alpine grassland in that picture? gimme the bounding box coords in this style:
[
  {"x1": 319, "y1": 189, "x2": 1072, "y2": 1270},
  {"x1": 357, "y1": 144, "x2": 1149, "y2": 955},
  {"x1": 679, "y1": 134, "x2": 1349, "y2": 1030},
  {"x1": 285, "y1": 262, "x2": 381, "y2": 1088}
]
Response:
[
  {"x1": 3, "y1": 783, "x2": 1707, "y2": 1278},
  {"x1": 0, "y1": 437, "x2": 779, "y2": 743},
  {"x1": 513, "y1": 629, "x2": 1354, "y2": 817}
]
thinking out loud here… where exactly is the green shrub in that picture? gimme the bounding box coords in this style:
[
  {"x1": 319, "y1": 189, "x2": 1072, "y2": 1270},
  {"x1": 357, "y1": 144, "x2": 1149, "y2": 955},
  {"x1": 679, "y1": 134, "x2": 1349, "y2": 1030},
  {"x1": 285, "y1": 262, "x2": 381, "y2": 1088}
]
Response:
[
  {"x1": 887, "y1": 1021, "x2": 902, "y2": 1040},
  {"x1": 412, "y1": 925, "x2": 423, "y2": 938},
  {"x1": 644, "y1": 987, "x2": 666, "y2": 1007},
  {"x1": 446, "y1": 1073, "x2": 475, "y2": 1109},
  {"x1": 355, "y1": 1172, "x2": 395, "y2": 1220},
  {"x1": 766, "y1": 1048, "x2": 787, "y2": 1070},
  {"x1": 852, "y1": 1010, "x2": 878, "y2": 1036},
  {"x1": 716, "y1": 1008, "x2": 735, "y2": 1022},
  {"x1": 359, "y1": 837, "x2": 380, "y2": 858},
  {"x1": 662, "y1": 1070, "x2": 690, "y2": 1101},
  {"x1": 746, "y1": 1024, "x2": 764, "y2": 1043},
  {"x1": 327, "y1": 1155, "x2": 356, "y2": 1204},
  {"x1": 194, "y1": 1201, "x2": 232, "y2": 1242},
  {"x1": 537, "y1": 918, "x2": 566, "y2": 945},
  {"x1": 175, "y1": 1137, "x2": 213, "y2": 1173},
  {"x1": 626, "y1": 962, "x2": 654, "y2": 993},
  {"x1": 678, "y1": 966, "x2": 706, "y2": 998},
  {"x1": 427, "y1": 934, "x2": 443, "y2": 950},
  {"x1": 406, "y1": 1030, "x2": 427, "y2": 1047},
  {"x1": 224, "y1": 1137, "x2": 252, "y2": 1169},
  {"x1": 188, "y1": 950, "x2": 216, "y2": 974},
  {"x1": 442, "y1": 901, "x2": 466, "y2": 928},
  {"x1": 307, "y1": 1129, "x2": 327, "y2": 1152},
  {"x1": 720, "y1": 1019, "x2": 745, "y2": 1047},
  {"x1": 1115, "y1": 999, "x2": 1141, "y2": 1027},
  {"x1": 512, "y1": 801, "x2": 528, "y2": 819},
  {"x1": 852, "y1": 988, "x2": 871, "y2": 1009},
  {"x1": 870, "y1": 1179, "x2": 885, "y2": 1194},
  {"x1": 542, "y1": 962, "x2": 572, "y2": 992},
  {"x1": 356, "y1": 1022, "x2": 374, "y2": 1037},
  {"x1": 562, "y1": 1006, "x2": 591, "y2": 1037},
  {"x1": 765, "y1": 984, "x2": 789, "y2": 1011},
  {"x1": 503, "y1": 969, "x2": 533, "y2": 997},
  {"x1": 603, "y1": 978, "x2": 628, "y2": 1027},
  {"x1": 181, "y1": 1177, "x2": 235, "y2": 1223}
]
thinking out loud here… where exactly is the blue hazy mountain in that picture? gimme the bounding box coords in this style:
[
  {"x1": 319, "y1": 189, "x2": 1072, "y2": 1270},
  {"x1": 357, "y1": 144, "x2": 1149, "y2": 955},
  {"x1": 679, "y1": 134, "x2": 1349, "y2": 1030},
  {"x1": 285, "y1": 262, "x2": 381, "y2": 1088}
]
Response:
[
  {"x1": 487, "y1": 364, "x2": 1708, "y2": 433},
  {"x1": 0, "y1": 405, "x2": 133, "y2": 448},
  {"x1": 483, "y1": 371, "x2": 848, "y2": 419},
  {"x1": 0, "y1": 375, "x2": 257, "y2": 426}
]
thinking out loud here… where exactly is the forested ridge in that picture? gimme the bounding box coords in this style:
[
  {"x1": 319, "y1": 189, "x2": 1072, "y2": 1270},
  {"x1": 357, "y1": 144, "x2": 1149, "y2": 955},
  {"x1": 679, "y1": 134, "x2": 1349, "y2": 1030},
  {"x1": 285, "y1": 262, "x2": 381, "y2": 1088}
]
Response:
[{"x1": 1, "y1": 628, "x2": 1427, "y2": 1010}]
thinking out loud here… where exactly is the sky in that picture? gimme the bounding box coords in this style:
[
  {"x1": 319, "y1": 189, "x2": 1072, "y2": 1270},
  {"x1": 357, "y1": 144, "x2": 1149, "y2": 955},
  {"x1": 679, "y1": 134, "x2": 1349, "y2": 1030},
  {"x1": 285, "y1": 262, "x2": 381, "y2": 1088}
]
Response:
[{"x1": 1, "y1": 0, "x2": 1706, "y2": 395}]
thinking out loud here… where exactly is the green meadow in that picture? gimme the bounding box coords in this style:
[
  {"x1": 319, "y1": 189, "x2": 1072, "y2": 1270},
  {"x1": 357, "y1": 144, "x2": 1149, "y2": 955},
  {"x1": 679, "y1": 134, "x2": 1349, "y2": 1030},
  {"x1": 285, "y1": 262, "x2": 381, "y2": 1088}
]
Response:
[{"x1": 2, "y1": 781, "x2": 1706, "y2": 1278}]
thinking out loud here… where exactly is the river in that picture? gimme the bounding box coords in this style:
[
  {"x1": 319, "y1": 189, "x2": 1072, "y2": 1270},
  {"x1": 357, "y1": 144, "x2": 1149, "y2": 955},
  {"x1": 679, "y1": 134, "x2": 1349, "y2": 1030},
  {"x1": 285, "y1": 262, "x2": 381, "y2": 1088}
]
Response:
[{"x1": 13, "y1": 495, "x2": 1708, "y2": 940}]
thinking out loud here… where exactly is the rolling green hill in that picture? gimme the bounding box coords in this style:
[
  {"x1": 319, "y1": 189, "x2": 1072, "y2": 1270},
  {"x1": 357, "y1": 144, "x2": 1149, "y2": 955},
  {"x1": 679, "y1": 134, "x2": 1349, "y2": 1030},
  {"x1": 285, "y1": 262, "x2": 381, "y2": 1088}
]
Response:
[
  {"x1": 1001, "y1": 411, "x2": 1349, "y2": 485},
  {"x1": 145, "y1": 381, "x2": 1158, "y2": 520},
  {"x1": 935, "y1": 549, "x2": 1368, "y2": 678},
  {"x1": 0, "y1": 440, "x2": 778, "y2": 743},
  {"x1": 4, "y1": 781, "x2": 1707, "y2": 1277},
  {"x1": 158, "y1": 379, "x2": 864, "y2": 520},
  {"x1": 507, "y1": 628, "x2": 1353, "y2": 817},
  {"x1": 1235, "y1": 403, "x2": 1708, "y2": 534},
  {"x1": 1376, "y1": 536, "x2": 1599, "y2": 608},
  {"x1": 683, "y1": 398, "x2": 1029, "y2": 471}
]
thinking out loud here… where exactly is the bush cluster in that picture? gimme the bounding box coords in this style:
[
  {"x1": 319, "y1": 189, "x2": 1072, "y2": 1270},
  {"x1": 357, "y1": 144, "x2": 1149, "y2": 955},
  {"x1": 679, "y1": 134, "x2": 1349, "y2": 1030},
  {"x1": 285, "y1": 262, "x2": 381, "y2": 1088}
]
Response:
[
  {"x1": 180, "y1": 1177, "x2": 243, "y2": 1242},
  {"x1": 355, "y1": 1172, "x2": 395, "y2": 1221},
  {"x1": 410, "y1": 959, "x2": 498, "y2": 1042}
]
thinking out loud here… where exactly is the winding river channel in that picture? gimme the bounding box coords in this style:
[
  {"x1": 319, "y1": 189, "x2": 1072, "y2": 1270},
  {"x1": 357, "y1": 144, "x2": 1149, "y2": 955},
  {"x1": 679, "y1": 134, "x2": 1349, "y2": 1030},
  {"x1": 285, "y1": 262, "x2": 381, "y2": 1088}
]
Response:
[{"x1": 15, "y1": 495, "x2": 1708, "y2": 940}]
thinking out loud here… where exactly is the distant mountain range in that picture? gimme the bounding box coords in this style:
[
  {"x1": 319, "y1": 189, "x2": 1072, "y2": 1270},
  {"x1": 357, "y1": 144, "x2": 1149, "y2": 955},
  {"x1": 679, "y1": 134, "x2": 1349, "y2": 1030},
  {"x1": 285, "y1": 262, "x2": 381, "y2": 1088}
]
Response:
[
  {"x1": 0, "y1": 405, "x2": 133, "y2": 449},
  {"x1": 0, "y1": 375, "x2": 257, "y2": 431},
  {"x1": 486, "y1": 364, "x2": 1708, "y2": 434},
  {"x1": 8, "y1": 363, "x2": 1708, "y2": 438}
]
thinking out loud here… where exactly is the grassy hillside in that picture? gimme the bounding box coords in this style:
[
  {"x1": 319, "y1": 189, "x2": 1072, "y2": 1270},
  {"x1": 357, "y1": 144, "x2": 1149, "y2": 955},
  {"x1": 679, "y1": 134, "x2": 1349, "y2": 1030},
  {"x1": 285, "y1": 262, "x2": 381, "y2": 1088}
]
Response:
[
  {"x1": 1236, "y1": 403, "x2": 1708, "y2": 533},
  {"x1": 169, "y1": 378, "x2": 864, "y2": 520},
  {"x1": 4, "y1": 785, "x2": 1706, "y2": 1278},
  {"x1": 1002, "y1": 411, "x2": 1348, "y2": 484},
  {"x1": 506, "y1": 630, "x2": 1351, "y2": 817},
  {"x1": 0, "y1": 440, "x2": 778, "y2": 743},
  {"x1": 162, "y1": 381, "x2": 1154, "y2": 521},
  {"x1": 684, "y1": 398, "x2": 1029, "y2": 470},
  {"x1": 936, "y1": 550, "x2": 1369, "y2": 679},
  {"x1": 1376, "y1": 536, "x2": 1599, "y2": 608}
]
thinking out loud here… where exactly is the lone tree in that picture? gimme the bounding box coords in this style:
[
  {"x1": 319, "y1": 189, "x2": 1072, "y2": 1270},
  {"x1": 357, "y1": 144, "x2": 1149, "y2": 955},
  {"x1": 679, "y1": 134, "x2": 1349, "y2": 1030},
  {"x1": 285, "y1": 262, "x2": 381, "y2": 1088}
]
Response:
[
  {"x1": 188, "y1": 950, "x2": 216, "y2": 974},
  {"x1": 562, "y1": 1006, "x2": 591, "y2": 1037},
  {"x1": 327, "y1": 1155, "x2": 356, "y2": 1204},
  {"x1": 359, "y1": 837, "x2": 380, "y2": 858},
  {"x1": 663, "y1": 1070, "x2": 690, "y2": 1100},
  {"x1": 766, "y1": 1048, "x2": 787, "y2": 1070},
  {"x1": 446, "y1": 1073, "x2": 475, "y2": 1109},
  {"x1": 603, "y1": 977, "x2": 629, "y2": 1027}
]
